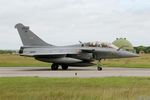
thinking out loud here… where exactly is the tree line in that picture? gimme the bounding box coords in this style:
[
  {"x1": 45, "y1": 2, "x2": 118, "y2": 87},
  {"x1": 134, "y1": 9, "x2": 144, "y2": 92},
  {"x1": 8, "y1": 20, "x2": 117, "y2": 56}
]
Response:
[
  {"x1": 134, "y1": 46, "x2": 150, "y2": 54},
  {"x1": 0, "y1": 50, "x2": 16, "y2": 54}
]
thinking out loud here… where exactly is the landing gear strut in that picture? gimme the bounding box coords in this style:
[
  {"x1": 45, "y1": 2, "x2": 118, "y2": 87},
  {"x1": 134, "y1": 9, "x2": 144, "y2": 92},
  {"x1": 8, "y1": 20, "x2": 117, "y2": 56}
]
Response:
[
  {"x1": 51, "y1": 64, "x2": 59, "y2": 70},
  {"x1": 97, "y1": 59, "x2": 102, "y2": 71}
]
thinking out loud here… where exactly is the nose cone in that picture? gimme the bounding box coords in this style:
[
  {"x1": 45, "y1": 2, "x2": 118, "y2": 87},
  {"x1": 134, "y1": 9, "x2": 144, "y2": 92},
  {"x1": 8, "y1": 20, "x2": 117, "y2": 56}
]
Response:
[{"x1": 118, "y1": 51, "x2": 139, "y2": 58}]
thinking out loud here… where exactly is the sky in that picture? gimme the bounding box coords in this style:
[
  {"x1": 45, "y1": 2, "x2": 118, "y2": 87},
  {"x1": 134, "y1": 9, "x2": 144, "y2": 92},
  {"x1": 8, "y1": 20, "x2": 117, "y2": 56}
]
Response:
[{"x1": 0, "y1": 0, "x2": 150, "y2": 49}]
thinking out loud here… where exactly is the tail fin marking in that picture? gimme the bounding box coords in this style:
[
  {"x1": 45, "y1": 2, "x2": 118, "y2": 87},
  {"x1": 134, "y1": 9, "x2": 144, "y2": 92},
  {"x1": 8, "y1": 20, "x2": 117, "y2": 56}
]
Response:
[{"x1": 15, "y1": 23, "x2": 52, "y2": 47}]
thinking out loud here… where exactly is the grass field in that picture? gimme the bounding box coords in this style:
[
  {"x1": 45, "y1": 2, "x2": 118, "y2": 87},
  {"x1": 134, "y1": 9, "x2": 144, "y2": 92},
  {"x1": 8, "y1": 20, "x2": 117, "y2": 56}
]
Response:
[
  {"x1": 0, "y1": 54, "x2": 150, "y2": 68},
  {"x1": 0, "y1": 77, "x2": 150, "y2": 100},
  {"x1": 102, "y1": 54, "x2": 150, "y2": 68},
  {"x1": 0, "y1": 54, "x2": 49, "y2": 67}
]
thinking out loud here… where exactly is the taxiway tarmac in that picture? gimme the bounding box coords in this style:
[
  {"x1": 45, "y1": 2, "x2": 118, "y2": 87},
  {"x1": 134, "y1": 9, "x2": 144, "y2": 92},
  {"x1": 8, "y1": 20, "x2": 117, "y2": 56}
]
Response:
[{"x1": 0, "y1": 67, "x2": 150, "y2": 77}]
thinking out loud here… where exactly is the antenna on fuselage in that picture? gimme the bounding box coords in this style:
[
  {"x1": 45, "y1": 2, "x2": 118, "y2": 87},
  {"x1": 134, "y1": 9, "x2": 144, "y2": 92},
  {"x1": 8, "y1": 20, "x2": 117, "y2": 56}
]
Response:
[{"x1": 79, "y1": 41, "x2": 84, "y2": 47}]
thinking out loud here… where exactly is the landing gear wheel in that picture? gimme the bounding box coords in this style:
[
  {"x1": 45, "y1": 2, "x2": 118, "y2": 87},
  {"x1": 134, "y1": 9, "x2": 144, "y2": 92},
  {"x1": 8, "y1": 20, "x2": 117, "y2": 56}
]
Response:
[
  {"x1": 97, "y1": 59, "x2": 102, "y2": 71},
  {"x1": 61, "y1": 65, "x2": 68, "y2": 70},
  {"x1": 97, "y1": 67, "x2": 102, "y2": 71},
  {"x1": 51, "y1": 64, "x2": 59, "y2": 70}
]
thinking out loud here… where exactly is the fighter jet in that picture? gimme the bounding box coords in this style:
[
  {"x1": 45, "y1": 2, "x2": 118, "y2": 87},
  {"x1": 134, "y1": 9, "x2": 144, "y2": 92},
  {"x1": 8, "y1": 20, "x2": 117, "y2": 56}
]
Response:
[{"x1": 15, "y1": 23, "x2": 138, "y2": 71}]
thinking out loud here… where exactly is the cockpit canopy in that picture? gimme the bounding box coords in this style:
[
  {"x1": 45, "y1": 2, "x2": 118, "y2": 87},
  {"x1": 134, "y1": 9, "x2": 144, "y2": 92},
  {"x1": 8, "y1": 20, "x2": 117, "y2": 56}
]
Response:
[{"x1": 83, "y1": 41, "x2": 118, "y2": 49}]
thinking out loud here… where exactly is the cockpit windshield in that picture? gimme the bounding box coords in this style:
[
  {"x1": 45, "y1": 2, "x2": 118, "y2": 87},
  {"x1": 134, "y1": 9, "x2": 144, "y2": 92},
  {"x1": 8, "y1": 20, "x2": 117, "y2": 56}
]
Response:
[{"x1": 84, "y1": 41, "x2": 118, "y2": 49}]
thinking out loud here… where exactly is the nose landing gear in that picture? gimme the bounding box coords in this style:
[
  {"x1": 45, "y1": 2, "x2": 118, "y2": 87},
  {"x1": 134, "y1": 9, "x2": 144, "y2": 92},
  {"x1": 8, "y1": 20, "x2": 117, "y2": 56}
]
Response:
[
  {"x1": 97, "y1": 59, "x2": 102, "y2": 71},
  {"x1": 97, "y1": 66, "x2": 102, "y2": 71}
]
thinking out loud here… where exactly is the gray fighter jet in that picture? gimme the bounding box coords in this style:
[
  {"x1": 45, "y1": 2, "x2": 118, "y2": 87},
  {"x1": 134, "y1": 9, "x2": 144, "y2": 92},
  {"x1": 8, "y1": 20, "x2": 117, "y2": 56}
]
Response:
[{"x1": 15, "y1": 23, "x2": 138, "y2": 71}]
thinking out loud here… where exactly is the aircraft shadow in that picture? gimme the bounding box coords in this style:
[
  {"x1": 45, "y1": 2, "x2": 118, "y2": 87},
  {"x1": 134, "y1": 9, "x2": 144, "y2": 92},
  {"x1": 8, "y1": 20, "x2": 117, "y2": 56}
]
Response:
[{"x1": 19, "y1": 68, "x2": 96, "y2": 71}]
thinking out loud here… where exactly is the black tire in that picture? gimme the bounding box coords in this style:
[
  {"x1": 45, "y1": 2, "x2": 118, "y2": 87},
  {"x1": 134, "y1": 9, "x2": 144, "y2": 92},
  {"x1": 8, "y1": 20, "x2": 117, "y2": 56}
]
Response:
[
  {"x1": 51, "y1": 64, "x2": 59, "y2": 70},
  {"x1": 61, "y1": 65, "x2": 68, "y2": 70},
  {"x1": 97, "y1": 67, "x2": 102, "y2": 71}
]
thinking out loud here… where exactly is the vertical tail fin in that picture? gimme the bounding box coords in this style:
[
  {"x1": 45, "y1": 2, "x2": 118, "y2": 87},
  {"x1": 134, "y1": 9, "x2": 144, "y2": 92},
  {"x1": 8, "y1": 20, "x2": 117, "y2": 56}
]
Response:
[{"x1": 15, "y1": 23, "x2": 52, "y2": 47}]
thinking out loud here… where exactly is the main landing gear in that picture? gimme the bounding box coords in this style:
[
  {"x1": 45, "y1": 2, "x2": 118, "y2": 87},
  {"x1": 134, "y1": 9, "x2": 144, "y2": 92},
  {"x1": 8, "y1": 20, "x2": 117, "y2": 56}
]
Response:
[
  {"x1": 51, "y1": 64, "x2": 68, "y2": 70},
  {"x1": 97, "y1": 59, "x2": 102, "y2": 71},
  {"x1": 61, "y1": 65, "x2": 68, "y2": 70},
  {"x1": 51, "y1": 64, "x2": 59, "y2": 70}
]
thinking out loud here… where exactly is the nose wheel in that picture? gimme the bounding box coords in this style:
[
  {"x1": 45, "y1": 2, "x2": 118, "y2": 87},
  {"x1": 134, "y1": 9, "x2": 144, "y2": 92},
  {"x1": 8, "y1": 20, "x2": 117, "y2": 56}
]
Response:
[
  {"x1": 97, "y1": 59, "x2": 102, "y2": 71},
  {"x1": 97, "y1": 67, "x2": 102, "y2": 71}
]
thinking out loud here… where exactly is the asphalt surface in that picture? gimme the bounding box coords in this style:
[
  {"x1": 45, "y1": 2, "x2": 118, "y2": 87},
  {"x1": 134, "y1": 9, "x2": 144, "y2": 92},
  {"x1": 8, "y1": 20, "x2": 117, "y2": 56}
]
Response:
[{"x1": 0, "y1": 67, "x2": 150, "y2": 77}]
